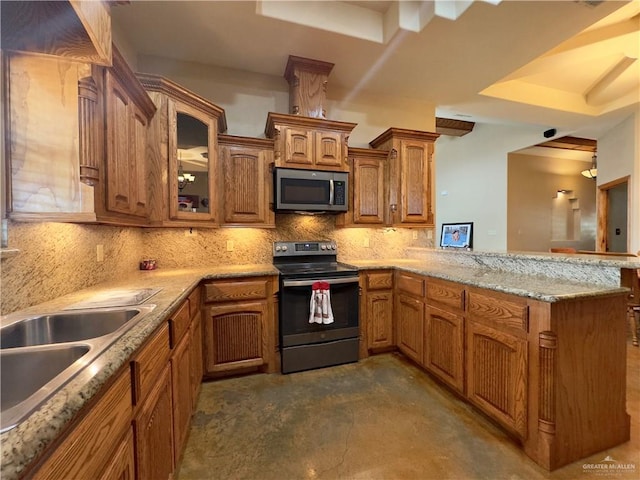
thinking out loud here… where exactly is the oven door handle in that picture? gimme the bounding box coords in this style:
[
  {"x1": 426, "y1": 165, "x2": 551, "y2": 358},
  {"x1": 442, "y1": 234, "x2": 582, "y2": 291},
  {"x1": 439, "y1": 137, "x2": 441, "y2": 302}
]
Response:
[{"x1": 282, "y1": 277, "x2": 358, "y2": 287}]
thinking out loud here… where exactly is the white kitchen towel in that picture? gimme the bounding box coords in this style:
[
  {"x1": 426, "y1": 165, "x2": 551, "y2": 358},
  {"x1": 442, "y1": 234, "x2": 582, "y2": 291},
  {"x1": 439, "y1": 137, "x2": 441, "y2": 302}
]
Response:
[{"x1": 309, "y1": 281, "x2": 334, "y2": 324}]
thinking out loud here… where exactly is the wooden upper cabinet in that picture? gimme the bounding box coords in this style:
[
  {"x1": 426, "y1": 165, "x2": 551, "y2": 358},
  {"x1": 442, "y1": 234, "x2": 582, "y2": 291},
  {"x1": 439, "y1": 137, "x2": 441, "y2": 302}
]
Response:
[
  {"x1": 0, "y1": 1, "x2": 112, "y2": 66},
  {"x1": 138, "y1": 73, "x2": 227, "y2": 227},
  {"x1": 218, "y1": 135, "x2": 275, "y2": 227},
  {"x1": 337, "y1": 148, "x2": 389, "y2": 226},
  {"x1": 265, "y1": 112, "x2": 356, "y2": 172},
  {"x1": 86, "y1": 46, "x2": 157, "y2": 225},
  {"x1": 3, "y1": 52, "x2": 98, "y2": 222},
  {"x1": 369, "y1": 128, "x2": 439, "y2": 227}
]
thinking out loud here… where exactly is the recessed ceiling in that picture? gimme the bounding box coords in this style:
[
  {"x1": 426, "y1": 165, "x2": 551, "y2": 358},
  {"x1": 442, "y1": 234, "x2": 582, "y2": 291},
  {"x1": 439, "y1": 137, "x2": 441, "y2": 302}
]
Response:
[{"x1": 111, "y1": 0, "x2": 638, "y2": 137}]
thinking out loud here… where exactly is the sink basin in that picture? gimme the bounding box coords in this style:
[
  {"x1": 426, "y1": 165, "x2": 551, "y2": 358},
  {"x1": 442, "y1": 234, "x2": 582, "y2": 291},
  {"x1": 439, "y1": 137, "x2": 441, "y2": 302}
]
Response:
[
  {"x1": 0, "y1": 304, "x2": 156, "y2": 432},
  {"x1": 1, "y1": 308, "x2": 141, "y2": 349},
  {"x1": 1, "y1": 344, "x2": 90, "y2": 412}
]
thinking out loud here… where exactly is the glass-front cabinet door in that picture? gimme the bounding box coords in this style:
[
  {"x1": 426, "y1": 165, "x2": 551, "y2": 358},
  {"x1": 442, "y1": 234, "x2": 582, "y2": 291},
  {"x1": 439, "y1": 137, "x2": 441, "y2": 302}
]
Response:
[{"x1": 168, "y1": 100, "x2": 217, "y2": 222}]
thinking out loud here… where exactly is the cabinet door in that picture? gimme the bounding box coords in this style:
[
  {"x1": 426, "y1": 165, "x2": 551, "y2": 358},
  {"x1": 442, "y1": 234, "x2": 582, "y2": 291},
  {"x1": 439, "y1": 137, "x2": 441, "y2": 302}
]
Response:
[
  {"x1": 466, "y1": 320, "x2": 528, "y2": 439},
  {"x1": 424, "y1": 306, "x2": 464, "y2": 393},
  {"x1": 190, "y1": 310, "x2": 203, "y2": 409},
  {"x1": 134, "y1": 364, "x2": 174, "y2": 480},
  {"x1": 367, "y1": 290, "x2": 394, "y2": 350},
  {"x1": 399, "y1": 140, "x2": 433, "y2": 225},
  {"x1": 131, "y1": 104, "x2": 149, "y2": 217},
  {"x1": 105, "y1": 73, "x2": 137, "y2": 216},
  {"x1": 396, "y1": 294, "x2": 424, "y2": 365},
  {"x1": 98, "y1": 428, "x2": 135, "y2": 480},
  {"x1": 314, "y1": 131, "x2": 343, "y2": 168},
  {"x1": 353, "y1": 156, "x2": 386, "y2": 224},
  {"x1": 204, "y1": 301, "x2": 267, "y2": 374},
  {"x1": 220, "y1": 145, "x2": 271, "y2": 224},
  {"x1": 171, "y1": 331, "x2": 192, "y2": 464},
  {"x1": 283, "y1": 127, "x2": 314, "y2": 166}
]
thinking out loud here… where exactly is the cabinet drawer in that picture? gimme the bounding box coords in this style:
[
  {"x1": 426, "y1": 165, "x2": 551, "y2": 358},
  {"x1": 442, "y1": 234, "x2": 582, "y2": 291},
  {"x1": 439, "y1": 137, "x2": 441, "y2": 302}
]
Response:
[
  {"x1": 468, "y1": 290, "x2": 528, "y2": 333},
  {"x1": 188, "y1": 287, "x2": 201, "y2": 318},
  {"x1": 396, "y1": 272, "x2": 425, "y2": 297},
  {"x1": 34, "y1": 368, "x2": 132, "y2": 480},
  {"x1": 169, "y1": 299, "x2": 190, "y2": 348},
  {"x1": 204, "y1": 279, "x2": 269, "y2": 303},
  {"x1": 426, "y1": 279, "x2": 465, "y2": 312},
  {"x1": 131, "y1": 322, "x2": 171, "y2": 405},
  {"x1": 365, "y1": 271, "x2": 393, "y2": 290}
]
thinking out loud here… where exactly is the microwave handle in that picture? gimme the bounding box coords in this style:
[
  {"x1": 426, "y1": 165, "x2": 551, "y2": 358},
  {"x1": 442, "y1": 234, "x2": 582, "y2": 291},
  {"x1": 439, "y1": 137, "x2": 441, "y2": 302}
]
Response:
[{"x1": 329, "y1": 179, "x2": 334, "y2": 205}]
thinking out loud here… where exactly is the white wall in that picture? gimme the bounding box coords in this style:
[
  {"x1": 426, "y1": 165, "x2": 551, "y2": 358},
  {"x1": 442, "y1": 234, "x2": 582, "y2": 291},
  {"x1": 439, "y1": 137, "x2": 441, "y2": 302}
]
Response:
[
  {"x1": 136, "y1": 55, "x2": 436, "y2": 145},
  {"x1": 507, "y1": 153, "x2": 596, "y2": 252},
  {"x1": 597, "y1": 109, "x2": 640, "y2": 254},
  {"x1": 435, "y1": 123, "x2": 549, "y2": 252}
]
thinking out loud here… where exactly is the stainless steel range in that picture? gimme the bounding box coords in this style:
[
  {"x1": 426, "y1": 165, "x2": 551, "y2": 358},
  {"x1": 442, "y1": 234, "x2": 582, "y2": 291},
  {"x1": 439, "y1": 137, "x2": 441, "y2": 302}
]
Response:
[{"x1": 273, "y1": 241, "x2": 359, "y2": 374}]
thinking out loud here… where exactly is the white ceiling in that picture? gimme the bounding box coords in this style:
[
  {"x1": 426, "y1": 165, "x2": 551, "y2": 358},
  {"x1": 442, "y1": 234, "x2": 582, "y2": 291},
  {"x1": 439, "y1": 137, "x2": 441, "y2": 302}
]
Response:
[{"x1": 111, "y1": 0, "x2": 639, "y2": 139}]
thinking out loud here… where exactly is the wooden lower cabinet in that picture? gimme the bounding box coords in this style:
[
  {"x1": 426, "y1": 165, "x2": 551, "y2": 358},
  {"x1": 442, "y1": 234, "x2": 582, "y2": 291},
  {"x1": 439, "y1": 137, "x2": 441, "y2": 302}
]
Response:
[
  {"x1": 202, "y1": 276, "x2": 277, "y2": 376},
  {"x1": 205, "y1": 300, "x2": 267, "y2": 373},
  {"x1": 424, "y1": 305, "x2": 464, "y2": 393},
  {"x1": 396, "y1": 293, "x2": 424, "y2": 365},
  {"x1": 466, "y1": 319, "x2": 528, "y2": 438},
  {"x1": 367, "y1": 291, "x2": 394, "y2": 350},
  {"x1": 190, "y1": 310, "x2": 203, "y2": 410},
  {"x1": 134, "y1": 364, "x2": 174, "y2": 480},
  {"x1": 98, "y1": 427, "x2": 135, "y2": 480},
  {"x1": 31, "y1": 368, "x2": 132, "y2": 480},
  {"x1": 360, "y1": 270, "x2": 394, "y2": 354},
  {"x1": 171, "y1": 330, "x2": 193, "y2": 464}
]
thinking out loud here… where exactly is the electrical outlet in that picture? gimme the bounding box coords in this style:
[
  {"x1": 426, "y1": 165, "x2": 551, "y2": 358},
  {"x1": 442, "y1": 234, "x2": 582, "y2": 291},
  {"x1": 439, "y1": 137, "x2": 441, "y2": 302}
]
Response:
[
  {"x1": 427, "y1": 230, "x2": 433, "y2": 240},
  {"x1": 227, "y1": 240, "x2": 235, "y2": 252},
  {"x1": 363, "y1": 237, "x2": 370, "y2": 248},
  {"x1": 412, "y1": 231, "x2": 418, "y2": 240},
  {"x1": 96, "y1": 244, "x2": 104, "y2": 262}
]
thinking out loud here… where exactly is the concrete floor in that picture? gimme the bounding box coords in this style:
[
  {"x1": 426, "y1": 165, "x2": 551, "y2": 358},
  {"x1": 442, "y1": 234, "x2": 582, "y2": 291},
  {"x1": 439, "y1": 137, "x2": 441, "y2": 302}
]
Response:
[{"x1": 178, "y1": 343, "x2": 640, "y2": 480}]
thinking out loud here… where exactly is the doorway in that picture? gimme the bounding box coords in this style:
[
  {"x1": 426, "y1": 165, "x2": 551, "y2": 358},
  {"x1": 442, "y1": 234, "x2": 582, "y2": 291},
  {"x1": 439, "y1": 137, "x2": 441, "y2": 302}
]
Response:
[{"x1": 598, "y1": 176, "x2": 630, "y2": 252}]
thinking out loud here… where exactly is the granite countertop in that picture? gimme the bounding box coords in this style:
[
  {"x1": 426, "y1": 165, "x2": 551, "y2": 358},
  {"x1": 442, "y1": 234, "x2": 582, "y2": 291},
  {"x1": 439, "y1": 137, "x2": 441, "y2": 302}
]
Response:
[
  {"x1": 0, "y1": 264, "x2": 278, "y2": 480},
  {"x1": 347, "y1": 259, "x2": 629, "y2": 302},
  {"x1": 1, "y1": 256, "x2": 632, "y2": 478}
]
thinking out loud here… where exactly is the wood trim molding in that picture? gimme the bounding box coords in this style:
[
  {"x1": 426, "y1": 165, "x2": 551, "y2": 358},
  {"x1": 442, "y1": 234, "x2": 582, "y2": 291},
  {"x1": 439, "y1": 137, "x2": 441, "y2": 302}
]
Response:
[
  {"x1": 369, "y1": 127, "x2": 440, "y2": 148},
  {"x1": 435, "y1": 117, "x2": 475, "y2": 137},
  {"x1": 109, "y1": 46, "x2": 156, "y2": 120},
  {"x1": 264, "y1": 112, "x2": 357, "y2": 138},
  {"x1": 218, "y1": 134, "x2": 274, "y2": 149},
  {"x1": 537, "y1": 136, "x2": 597, "y2": 152},
  {"x1": 137, "y1": 73, "x2": 227, "y2": 132}
]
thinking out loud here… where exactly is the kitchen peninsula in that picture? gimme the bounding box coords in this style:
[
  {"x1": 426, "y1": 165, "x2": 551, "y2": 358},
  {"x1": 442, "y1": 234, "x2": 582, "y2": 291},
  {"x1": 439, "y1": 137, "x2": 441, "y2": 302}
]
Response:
[{"x1": 1, "y1": 250, "x2": 636, "y2": 479}]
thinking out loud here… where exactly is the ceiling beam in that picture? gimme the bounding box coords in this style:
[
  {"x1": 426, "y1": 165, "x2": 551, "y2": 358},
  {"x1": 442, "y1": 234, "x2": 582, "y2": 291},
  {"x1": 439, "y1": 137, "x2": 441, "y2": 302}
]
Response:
[
  {"x1": 435, "y1": 117, "x2": 475, "y2": 136},
  {"x1": 537, "y1": 135, "x2": 597, "y2": 152}
]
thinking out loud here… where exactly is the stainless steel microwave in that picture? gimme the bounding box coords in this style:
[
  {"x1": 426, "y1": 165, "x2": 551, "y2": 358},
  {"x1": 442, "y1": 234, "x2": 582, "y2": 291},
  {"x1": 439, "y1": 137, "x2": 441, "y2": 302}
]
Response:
[{"x1": 274, "y1": 167, "x2": 348, "y2": 213}]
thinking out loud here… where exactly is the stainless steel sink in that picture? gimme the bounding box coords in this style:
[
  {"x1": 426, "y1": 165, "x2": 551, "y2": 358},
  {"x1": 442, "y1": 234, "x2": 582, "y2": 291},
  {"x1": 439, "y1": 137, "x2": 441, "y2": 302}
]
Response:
[
  {"x1": 1, "y1": 344, "x2": 91, "y2": 411},
  {"x1": 0, "y1": 304, "x2": 156, "y2": 432},
  {"x1": 1, "y1": 308, "x2": 141, "y2": 349}
]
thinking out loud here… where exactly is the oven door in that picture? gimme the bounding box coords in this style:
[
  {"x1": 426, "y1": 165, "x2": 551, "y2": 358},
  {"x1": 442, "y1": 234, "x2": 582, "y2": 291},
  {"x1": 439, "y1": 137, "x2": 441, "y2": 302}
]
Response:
[{"x1": 279, "y1": 276, "x2": 359, "y2": 347}]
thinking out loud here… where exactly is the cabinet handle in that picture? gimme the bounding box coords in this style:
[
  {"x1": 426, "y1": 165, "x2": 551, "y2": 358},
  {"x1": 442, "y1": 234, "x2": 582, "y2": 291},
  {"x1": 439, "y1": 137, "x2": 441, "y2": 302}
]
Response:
[{"x1": 130, "y1": 360, "x2": 141, "y2": 406}]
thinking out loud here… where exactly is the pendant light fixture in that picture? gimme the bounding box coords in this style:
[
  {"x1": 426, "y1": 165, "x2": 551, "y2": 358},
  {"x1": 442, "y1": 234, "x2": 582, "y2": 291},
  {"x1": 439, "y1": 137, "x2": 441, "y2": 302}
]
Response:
[
  {"x1": 581, "y1": 151, "x2": 597, "y2": 180},
  {"x1": 177, "y1": 151, "x2": 195, "y2": 190}
]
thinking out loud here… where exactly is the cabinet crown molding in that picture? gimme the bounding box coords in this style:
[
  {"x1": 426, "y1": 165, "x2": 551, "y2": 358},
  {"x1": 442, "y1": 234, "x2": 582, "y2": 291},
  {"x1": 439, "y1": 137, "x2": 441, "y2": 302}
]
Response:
[
  {"x1": 369, "y1": 127, "x2": 440, "y2": 148},
  {"x1": 109, "y1": 46, "x2": 157, "y2": 120},
  {"x1": 218, "y1": 134, "x2": 274, "y2": 149},
  {"x1": 264, "y1": 112, "x2": 357, "y2": 138},
  {"x1": 137, "y1": 73, "x2": 227, "y2": 132}
]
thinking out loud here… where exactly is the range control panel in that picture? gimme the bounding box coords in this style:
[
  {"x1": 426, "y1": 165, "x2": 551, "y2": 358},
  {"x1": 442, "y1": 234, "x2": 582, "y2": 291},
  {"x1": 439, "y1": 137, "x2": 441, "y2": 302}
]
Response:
[{"x1": 273, "y1": 241, "x2": 337, "y2": 256}]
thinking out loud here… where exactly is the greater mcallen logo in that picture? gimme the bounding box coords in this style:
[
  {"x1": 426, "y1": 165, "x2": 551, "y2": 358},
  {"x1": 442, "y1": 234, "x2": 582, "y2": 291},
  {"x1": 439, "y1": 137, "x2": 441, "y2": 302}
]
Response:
[{"x1": 583, "y1": 456, "x2": 636, "y2": 475}]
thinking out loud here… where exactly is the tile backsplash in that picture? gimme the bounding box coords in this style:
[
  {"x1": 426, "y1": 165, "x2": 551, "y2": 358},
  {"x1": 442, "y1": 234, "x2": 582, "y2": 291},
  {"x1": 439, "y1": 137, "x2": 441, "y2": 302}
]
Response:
[{"x1": 1, "y1": 216, "x2": 433, "y2": 314}]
